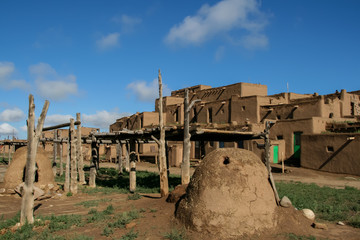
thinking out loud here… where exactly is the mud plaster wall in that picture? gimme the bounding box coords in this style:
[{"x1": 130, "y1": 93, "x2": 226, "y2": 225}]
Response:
[
  {"x1": 301, "y1": 133, "x2": 360, "y2": 176},
  {"x1": 270, "y1": 118, "x2": 315, "y2": 159},
  {"x1": 3, "y1": 146, "x2": 55, "y2": 189},
  {"x1": 230, "y1": 96, "x2": 259, "y2": 125}
]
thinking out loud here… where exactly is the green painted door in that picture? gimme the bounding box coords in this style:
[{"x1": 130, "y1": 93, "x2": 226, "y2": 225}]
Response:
[
  {"x1": 293, "y1": 132, "x2": 302, "y2": 159},
  {"x1": 273, "y1": 145, "x2": 279, "y2": 163}
]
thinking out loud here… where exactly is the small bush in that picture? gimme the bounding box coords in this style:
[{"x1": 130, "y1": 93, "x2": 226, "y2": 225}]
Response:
[
  {"x1": 127, "y1": 193, "x2": 142, "y2": 200},
  {"x1": 120, "y1": 229, "x2": 138, "y2": 240},
  {"x1": 163, "y1": 228, "x2": 187, "y2": 240},
  {"x1": 108, "y1": 210, "x2": 139, "y2": 229},
  {"x1": 101, "y1": 227, "x2": 113, "y2": 237}
]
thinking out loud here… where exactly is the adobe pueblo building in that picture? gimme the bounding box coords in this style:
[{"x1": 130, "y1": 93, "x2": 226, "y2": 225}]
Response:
[{"x1": 110, "y1": 82, "x2": 360, "y2": 176}]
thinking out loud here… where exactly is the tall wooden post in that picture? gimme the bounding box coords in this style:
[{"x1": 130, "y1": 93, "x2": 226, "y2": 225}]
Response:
[
  {"x1": 264, "y1": 121, "x2": 280, "y2": 204},
  {"x1": 158, "y1": 69, "x2": 169, "y2": 197},
  {"x1": 181, "y1": 88, "x2": 200, "y2": 185},
  {"x1": 8, "y1": 145, "x2": 11, "y2": 164},
  {"x1": 20, "y1": 94, "x2": 49, "y2": 225},
  {"x1": 76, "y1": 113, "x2": 85, "y2": 184},
  {"x1": 116, "y1": 140, "x2": 123, "y2": 174},
  {"x1": 64, "y1": 132, "x2": 71, "y2": 193},
  {"x1": 129, "y1": 140, "x2": 136, "y2": 193},
  {"x1": 124, "y1": 141, "x2": 130, "y2": 172},
  {"x1": 59, "y1": 142, "x2": 64, "y2": 176},
  {"x1": 52, "y1": 130, "x2": 58, "y2": 176},
  {"x1": 89, "y1": 135, "x2": 98, "y2": 188},
  {"x1": 70, "y1": 118, "x2": 78, "y2": 194}
]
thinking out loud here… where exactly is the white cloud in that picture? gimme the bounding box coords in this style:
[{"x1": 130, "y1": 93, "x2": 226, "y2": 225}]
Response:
[
  {"x1": 44, "y1": 114, "x2": 73, "y2": 127},
  {"x1": 44, "y1": 111, "x2": 129, "y2": 130},
  {"x1": 0, "y1": 61, "x2": 30, "y2": 90},
  {"x1": 29, "y1": 62, "x2": 78, "y2": 101},
  {"x1": 165, "y1": 0, "x2": 269, "y2": 49},
  {"x1": 20, "y1": 125, "x2": 27, "y2": 132},
  {"x1": 0, "y1": 123, "x2": 18, "y2": 135},
  {"x1": 112, "y1": 15, "x2": 142, "y2": 32},
  {"x1": 127, "y1": 79, "x2": 171, "y2": 102},
  {"x1": 96, "y1": 32, "x2": 120, "y2": 51},
  {"x1": 0, "y1": 108, "x2": 25, "y2": 122},
  {"x1": 83, "y1": 111, "x2": 129, "y2": 129},
  {"x1": 0, "y1": 62, "x2": 14, "y2": 78}
]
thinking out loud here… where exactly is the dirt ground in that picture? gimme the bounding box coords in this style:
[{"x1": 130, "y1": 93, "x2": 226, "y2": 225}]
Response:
[{"x1": 1, "y1": 161, "x2": 360, "y2": 239}]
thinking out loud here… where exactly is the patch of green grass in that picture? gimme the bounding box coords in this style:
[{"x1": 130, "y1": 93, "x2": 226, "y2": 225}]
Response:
[
  {"x1": 0, "y1": 212, "x2": 20, "y2": 230},
  {"x1": 0, "y1": 222, "x2": 36, "y2": 240},
  {"x1": 86, "y1": 204, "x2": 114, "y2": 223},
  {"x1": 163, "y1": 228, "x2": 187, "y2": 240},
  {"x1": 90, "y1": 168, "x2": 181, "y2": 194},
  {"x1": 75, "y1": 198, "x2": 111, "y2": 208},
  {"x1": 72, "y1": 235, "x2": 94, "y2": 240},
  {"x1": 0, "y1": 157, "x2": 9, "y2": 165},
  {"x1": 277, "y1": 181, "x2": 360, "y2": 227},
  {"x1": 120, "y1": 229, "x2": 138, "y2": 240},
  {"x1": 66, "y1": 192, "x2": 72, "y2": 197},
  {"x1": 55, "y1": 174, "x2": 65, "y2": 183},
  {"x1": 127, "y1": 193, "x2": 142, "y2": 200},
  {"x1": 108, "y1": 209, "x2": 140, "y2": 229},
  {"x1": 101, "y1": 226, "x2": 114, "y2": 237},
  {"x1": 46, "y1": 214, "x2": 83, "y2": 232}
]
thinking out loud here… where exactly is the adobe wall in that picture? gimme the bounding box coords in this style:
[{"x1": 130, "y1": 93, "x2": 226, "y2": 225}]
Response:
[
  {"x1": 194, "y1": 100, "x2": 230, "y2": 124},
  {"x1": 142, "y1": 112, "x2": 159, "y2": 127},
  {"x1": 230, "y1": 96, "x2": 259, "y2": 125},
  {"x1": 269, "y1": 118, "x2": 315, "y2": 159},
  {"x1": 301, "y1": 133, "x2": 360, "y2": 176}
]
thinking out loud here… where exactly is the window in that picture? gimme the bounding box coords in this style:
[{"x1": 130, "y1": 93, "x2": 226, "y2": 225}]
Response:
[
  {"x1": 242, "y1": 106, "x2": 246, "y2": 111},
  {"x1": 208, "y1": 107, "x2": 213, "y2": 123},
  {"x1": 277, "y1": 135, "x2": 283, "y2": 140},
  {"x1": 193, "y1": 108, "x2": 197, "y2": 122},
  {"x1": 174, "y1": 109, "x2": 179, "y2": 122},
  {"x1": 237, "y1": 141, "x2": 244, "y2": 148},
  {"x1": 326, "y1": 146, "x2": 334, "y2": 153},
  {"x1": 219, "y1": 141, "x2": 225, "y2": 148},
  {"x1": 209, "y1": 141, "x2": 214, "y2": 147}
]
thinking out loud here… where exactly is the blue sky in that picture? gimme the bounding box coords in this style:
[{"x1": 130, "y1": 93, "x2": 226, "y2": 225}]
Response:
[{"x1": 1, "y1": 0, "x2": 359, "y2": 139}]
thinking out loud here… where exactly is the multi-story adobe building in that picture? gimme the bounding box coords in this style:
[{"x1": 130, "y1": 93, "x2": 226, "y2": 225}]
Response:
[{"x1": 110, "y1": 82, "x2": 360, "y2": 175}]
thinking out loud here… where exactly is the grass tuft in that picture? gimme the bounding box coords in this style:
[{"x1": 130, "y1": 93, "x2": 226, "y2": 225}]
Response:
[{"x1": 163, "y1": 228, "x2": 187, "y2": 240}]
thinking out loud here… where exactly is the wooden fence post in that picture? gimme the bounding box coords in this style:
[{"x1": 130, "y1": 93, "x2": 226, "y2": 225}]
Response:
[
  {"x1": 125, "y1": 141, "x2": 130, "y2": 172},
  {"x1": 264, "y1": 121, "x2": 280, "y2": 205},
  {"x1": 89, "y1": 136, "x2": 97, "y2": 188},
  {"x1": 64, "y1": 132, "x2": 71, "y2": 193},
  {"x1": 129, "y1": 140, "x2": 136, "y2": 193},
  {"x1": 182, "y1": 88, "x2": 201, "y2": 185},
  {"x1": 20, "y1": 94, "x2": 49, "y2": 225},
  {"x1": 116, "y1": 140, "x2": 123, "y2": 174},
  {"x1": 8, "y1": 145, "x2": 11, "y2": 164},
  {"x1": 59, "y1": 142, "x2": 64, "y2": 176},
  {"x1": 52, "y1": 130, "x2": 58, "y2": 176},
  {"x1": 158, "y1": 69, "x2": 169, "y2": 197},
  {"x1": 76, "y1": 113, "x2": 85, "y2": 184},
  {"x1": 70, "y1": 118, "x2": 78, "y2": 194}
]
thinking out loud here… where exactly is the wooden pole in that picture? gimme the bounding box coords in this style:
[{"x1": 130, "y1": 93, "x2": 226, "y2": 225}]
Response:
[
  {"x1": 76, "y1": 113, "x2": 85, "y2": 184},
  {"x1": 64, "y1": 131, "x2": 71, "y2": 193},
  {"x1": 264, "y1": 121, "x2": 280, "y2": 205},
  {"x1": 8, "y1": 145, "x2": 11, "y2": 164},
  {"x1": 129, "y1": 140, "x2": 136, "y2": 193},
  {"x1": 52, "y1": 130, "x2": 58, "y2": 176},
  {"x1": 182, "y1": 88, "x2": 191, "y2": 185},
  {"x1": 60, "y1": 142, "x2": 64, "y2": 176},
  {"x1": 89, "y1": 135, "x2": 97, "y2": 188},
  {"x1": 20, "y1": 94, "x2": 49, "y2": 225},
  {"x1": 70, "y1": 118, "x2": 78, "y2": 194},
  {"x1": 125, "y1": 141, "x2": 130, "y2": 172},
  {"x1": 158, "y1": 69, "x2": 169, "y2": 197},
  {"x1": 116, "y1": 141, "x2": 123, "y2": 174}
]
